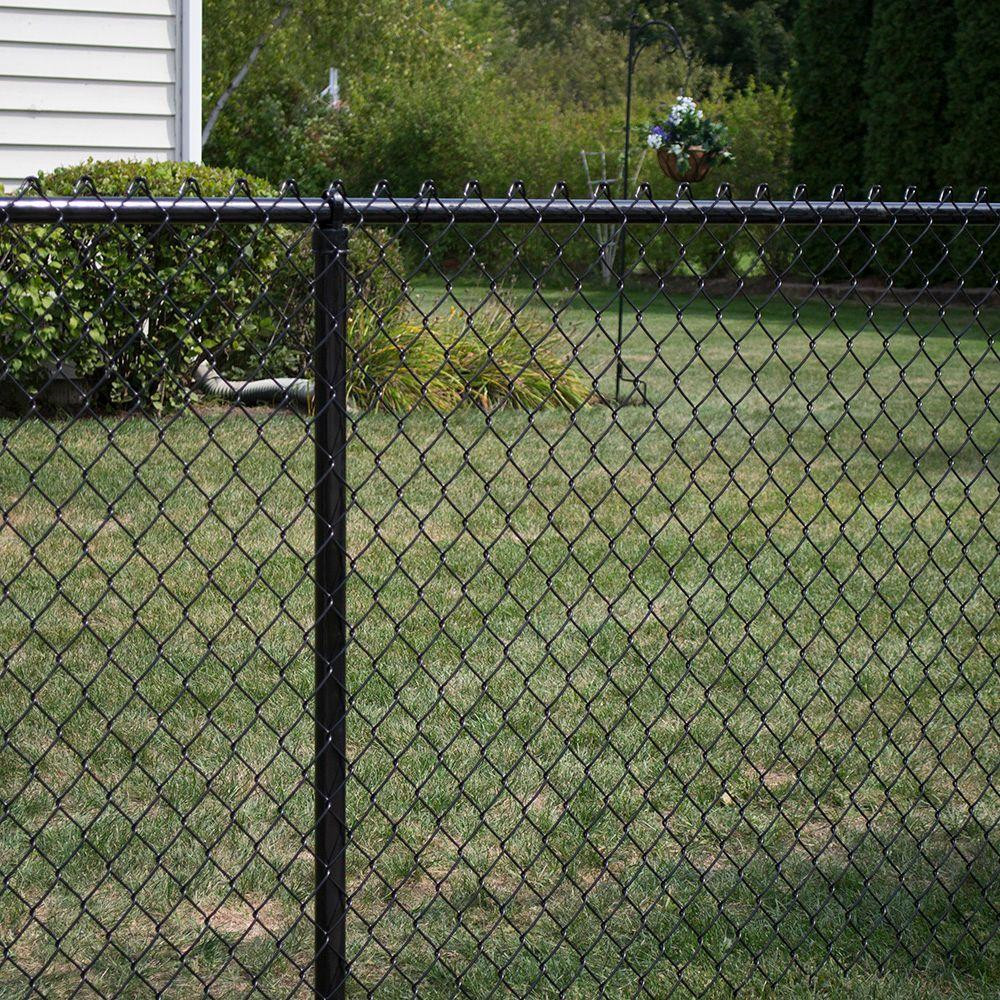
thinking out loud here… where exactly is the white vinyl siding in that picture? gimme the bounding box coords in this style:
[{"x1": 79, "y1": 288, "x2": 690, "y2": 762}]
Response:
[
  {"x1": 0, "y1": 78, "x2": 176, "y2": 116},
  {"x1": 0, "y1": 9, "x2": 176, "y2": 48},
  {"x1": 0, "y1": 43, "x2": 177, "y2": 83},
  {"x1": 0, "y1": 0, "x2": 200, "y2": 193},
  {"x1": 0, "y1": 0, "x2": 174, "y2": 13}
]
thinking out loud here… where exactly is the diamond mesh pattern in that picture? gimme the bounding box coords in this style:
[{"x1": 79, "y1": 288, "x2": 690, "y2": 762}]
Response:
[{"x1": 0, "y1": 184, "x2": 997, "y2": 998}]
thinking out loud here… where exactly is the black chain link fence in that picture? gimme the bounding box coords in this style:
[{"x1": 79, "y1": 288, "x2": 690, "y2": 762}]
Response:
[{"x1": 1, "y1": 184, "x2": 998, "y2": 998}]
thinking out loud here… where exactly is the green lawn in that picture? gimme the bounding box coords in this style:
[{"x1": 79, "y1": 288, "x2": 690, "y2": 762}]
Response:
[{"x1": 1, "y1": 283, "x2": 997, "y2": 998}]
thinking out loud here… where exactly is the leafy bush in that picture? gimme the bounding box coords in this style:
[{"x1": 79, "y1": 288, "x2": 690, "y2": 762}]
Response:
[
  {"x1": 40, "y1": 158, "x2": 275, "y2": 200},
  {"x1": 0, "y1": 226, "x2": 109, "y2": 395},
  {"x1": 708, "y1": 83, "x2": 793, "y2": 197},
  {"x1": 1, "y1": 159, "x2": 285, "y2": 409}
]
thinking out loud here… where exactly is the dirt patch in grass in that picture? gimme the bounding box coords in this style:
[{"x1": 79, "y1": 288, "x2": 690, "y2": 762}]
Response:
[
  {"x1": 687, "y1": 845, "x2": 737, "y2": 875},
  {"x1": 203, "y1": 896, "x2": 291, "y2": 941},
  {"x1": 793, "y1": 809, "x2": 874, "y2": 862},
  {"x1": 758, "y1": 766, "x2": 798, "y2": 792}
]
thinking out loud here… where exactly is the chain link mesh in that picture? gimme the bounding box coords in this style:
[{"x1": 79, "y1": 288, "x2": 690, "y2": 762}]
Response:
[{"x1": 0, "y1": 184, "x2": 997, "y2": 998}]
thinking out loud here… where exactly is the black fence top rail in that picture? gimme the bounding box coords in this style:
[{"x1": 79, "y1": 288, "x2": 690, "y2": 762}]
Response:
[{"x1": 1, "y1": 192, "x2": 999, "y2": 225}]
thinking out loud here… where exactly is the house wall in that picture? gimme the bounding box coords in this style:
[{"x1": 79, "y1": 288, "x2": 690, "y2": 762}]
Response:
[{"x1": 0, "y1": 0, "x2": 201, "y2": 193}]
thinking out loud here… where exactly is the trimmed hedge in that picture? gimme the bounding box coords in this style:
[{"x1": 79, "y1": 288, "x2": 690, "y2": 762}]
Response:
[{"x1": 2, "y1": 159, "x2": 285, "y2": 409}]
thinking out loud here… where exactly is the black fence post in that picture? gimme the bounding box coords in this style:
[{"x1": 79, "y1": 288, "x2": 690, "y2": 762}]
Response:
[{"x1": 313, "y1": 217, "x2": 350, "y2": 1000}]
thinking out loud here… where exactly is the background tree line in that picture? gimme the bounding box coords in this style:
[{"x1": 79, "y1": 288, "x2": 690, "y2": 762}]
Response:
[
  {"x1": 202, "y1": 0, "x2": 998, "y2": 201},
  {"x1": 201, "y1": 0, "x2": 795, "y2": 197},
  {"x1": 793, "y1": 0, "x2": 999, "y2": 201}
]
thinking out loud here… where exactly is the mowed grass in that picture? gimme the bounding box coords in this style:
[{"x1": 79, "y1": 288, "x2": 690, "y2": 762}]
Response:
[{"x1": 0, "y1": 281, "x2": 998, "y2": 998}]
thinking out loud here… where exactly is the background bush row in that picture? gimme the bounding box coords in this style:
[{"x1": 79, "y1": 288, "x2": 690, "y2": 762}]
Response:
[{"x1": 0, "y1": 162, "x2": 591, "y2": 412}]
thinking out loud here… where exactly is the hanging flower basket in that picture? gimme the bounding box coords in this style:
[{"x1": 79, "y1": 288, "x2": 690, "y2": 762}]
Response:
[
  {"x1": 646, "y1": 96, "x2": 732, "y2": 185},
  {"x1": 656, "y1": 146, "x2": 713, "y2": 183}
]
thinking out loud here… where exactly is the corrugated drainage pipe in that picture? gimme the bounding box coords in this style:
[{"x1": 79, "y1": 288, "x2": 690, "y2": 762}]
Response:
[{"x1": 194, "y1": 360, "x2": 312, "y2": 406}]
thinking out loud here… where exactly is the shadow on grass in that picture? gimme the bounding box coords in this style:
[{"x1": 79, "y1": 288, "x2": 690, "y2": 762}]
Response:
[{"x1": 346, "y1": 820, "x2": 998, "y2": 998}]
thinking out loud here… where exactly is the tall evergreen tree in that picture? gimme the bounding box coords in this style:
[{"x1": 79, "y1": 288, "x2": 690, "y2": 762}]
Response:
[
  {"x1": 791, "y1": 0, "x2": 872, "y2": 199},
  {"x1": 789, "y1": 1, "x2": 871, "y2": 281},
  {"x1": 945, "y1": 0, "x2": 1000, "y2": 198},
  {"x1": 863, "y1": 0, "x2": 955, "y2": 197},
  {"x1": 942, "y1": 1, "x2": 1000, "y2": 283}
]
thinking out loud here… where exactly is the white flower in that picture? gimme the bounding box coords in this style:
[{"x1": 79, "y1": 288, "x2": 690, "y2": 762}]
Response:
[
  {"x1": 670, "y1": 95, "x2": 698, "y2": 120},
  {"x1": 660, "y1": 95, "x2": 707, "y2": 139},
  {"x1": 647, "y1": 132, "x2": 664, "y2": 149}
]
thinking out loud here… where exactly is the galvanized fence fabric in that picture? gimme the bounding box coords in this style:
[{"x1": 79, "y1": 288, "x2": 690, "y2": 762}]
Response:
[{"x1": 0, "y1": 186, "x2": 998, "y2": 998}]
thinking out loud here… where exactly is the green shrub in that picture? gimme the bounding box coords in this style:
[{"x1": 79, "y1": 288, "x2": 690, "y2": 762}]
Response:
[
  {"x1": 0, "y1": 226, "x2": 109, "y2": 394},
  {"x1": 714, "y1": 83, "x2": 794, "y2": 198},
  {"x1": 40, "y1": 159, "x2": 275, "y2": 200},
  {"x1": 863, "y1": 1, "x2": 958, "y2": 287},
  {"x1": 939, "y1": 1, "x2": 1000, "y2": 284},
  {"x1": 1, "y1": 159, "x2": 284, "y2": 409},
  {"x1": 788, "y1": 1, "x2": 875, "y2": 282}
]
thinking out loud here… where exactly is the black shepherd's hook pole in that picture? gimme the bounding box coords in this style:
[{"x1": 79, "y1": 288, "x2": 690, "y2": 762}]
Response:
[{"x1": 614, "y1": 9, "x2": 690, "y2": 404}]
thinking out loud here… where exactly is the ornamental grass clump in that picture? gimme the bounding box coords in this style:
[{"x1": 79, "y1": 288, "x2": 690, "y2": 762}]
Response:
[
  {"x1": 274, "y1": 234, "x2": 590, "y2": 415},
  {"x1": 440, "y1": 302, "x2": 591, "y2": 412},
  {"x1": 347, "y1": 311, "x2": 463, "y2": 413},
  {"x1": 348, "y1": 300, "x2": 591, "y2": 414}
]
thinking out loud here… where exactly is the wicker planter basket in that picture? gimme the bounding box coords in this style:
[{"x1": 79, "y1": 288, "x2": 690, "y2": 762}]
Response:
[{"x1": 657, "y1": 146, "x2": 713, "y2": 183}]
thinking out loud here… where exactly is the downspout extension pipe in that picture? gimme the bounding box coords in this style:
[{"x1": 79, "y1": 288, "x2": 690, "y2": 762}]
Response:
[{"x1": 194, "y1": 360, "x2": 312, "y2": 407}]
